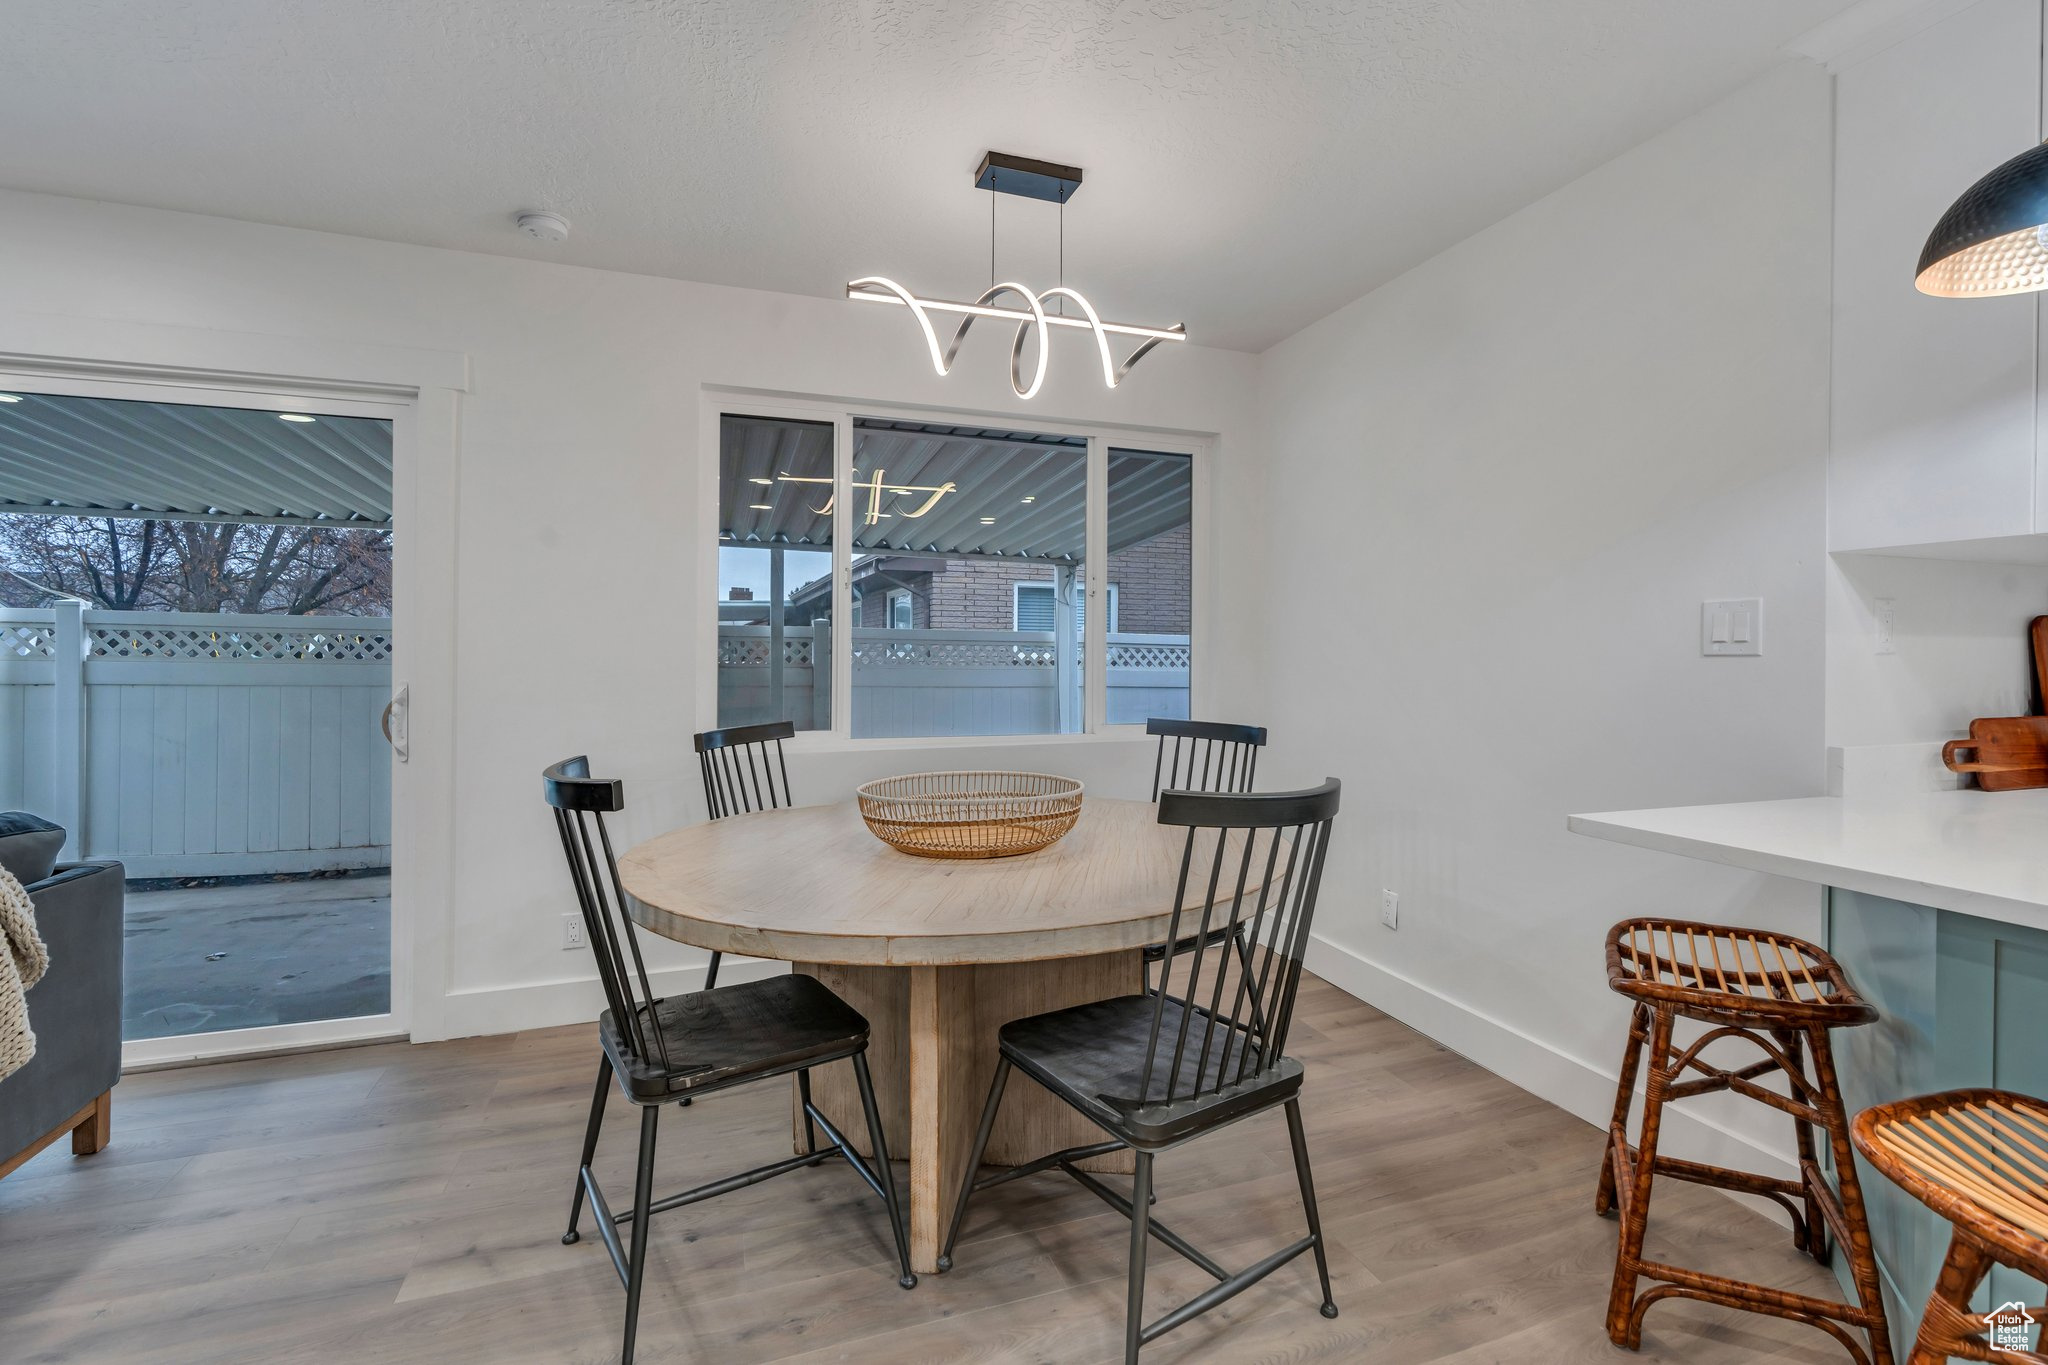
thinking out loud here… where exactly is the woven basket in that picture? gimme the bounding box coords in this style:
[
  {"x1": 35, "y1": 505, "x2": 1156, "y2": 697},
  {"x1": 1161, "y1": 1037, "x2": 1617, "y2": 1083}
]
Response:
[{"x1": 856, "y1": 771, "x2": 1085, "y2": 859}]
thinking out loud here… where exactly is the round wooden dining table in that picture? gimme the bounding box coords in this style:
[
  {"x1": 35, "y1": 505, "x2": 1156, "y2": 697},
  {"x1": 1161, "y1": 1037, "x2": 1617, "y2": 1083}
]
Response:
[{"x1": 618, "y1": 795, "x2": 1230, "y2": 1274}]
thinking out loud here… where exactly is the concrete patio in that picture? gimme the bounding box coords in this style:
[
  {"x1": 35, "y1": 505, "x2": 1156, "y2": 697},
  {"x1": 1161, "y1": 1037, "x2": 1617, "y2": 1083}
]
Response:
[{"x1": 121, "y1": 870, "x2": 390, "y2": 1041}]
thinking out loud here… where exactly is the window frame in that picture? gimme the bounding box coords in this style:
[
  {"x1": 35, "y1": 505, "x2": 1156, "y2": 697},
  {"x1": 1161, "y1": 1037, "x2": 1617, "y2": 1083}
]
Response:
[
  {"x1": 700, "y1": 391, "x2": 1208, "y2": 749},
  {"x1": 885, "y1": 588, "x2": 912, "y2": 630}
]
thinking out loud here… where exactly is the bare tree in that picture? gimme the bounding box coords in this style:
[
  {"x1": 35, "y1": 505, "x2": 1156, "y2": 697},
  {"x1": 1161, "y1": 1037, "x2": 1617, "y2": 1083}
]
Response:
[
  {"x1": 0, "y1": 516, "x2": 163, "y2": 609},
  {"x1": 0, "y1": 513, "x2": 391, "y2": 615}
]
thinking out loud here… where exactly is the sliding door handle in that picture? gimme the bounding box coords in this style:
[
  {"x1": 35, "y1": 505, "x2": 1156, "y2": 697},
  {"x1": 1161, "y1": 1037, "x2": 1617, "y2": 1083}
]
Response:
[{"x1": 382, "y1": 684, "x2": 410, "y2": 762}]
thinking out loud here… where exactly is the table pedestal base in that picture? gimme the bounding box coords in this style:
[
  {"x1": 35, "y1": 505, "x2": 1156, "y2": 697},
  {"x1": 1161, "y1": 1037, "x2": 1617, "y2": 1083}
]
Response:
[{"x1": 794, "y1": 951, "x2": 1141, "y2": 1274}]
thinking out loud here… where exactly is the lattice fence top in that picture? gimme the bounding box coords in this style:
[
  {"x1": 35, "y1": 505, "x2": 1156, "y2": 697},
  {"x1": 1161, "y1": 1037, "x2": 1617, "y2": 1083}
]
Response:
[
  {"x1": 717, "y1": 630, "x2": 1190, "y2": 671},
  {"x1": 854, "y1": 639, "x2": 1057, "y2": 668},
  {"x1": 88, "y1": 623, "x2": 393, "y2": 663},
  {"x1": 719, "y1": 636, "x2": 814, "y2": 668},
  {"x1": 1, "y1": 622, "x2": 56, "y2": 659},
  {"x1": 1107, "y1": 641, "x2": 1190, "y2": 669}
]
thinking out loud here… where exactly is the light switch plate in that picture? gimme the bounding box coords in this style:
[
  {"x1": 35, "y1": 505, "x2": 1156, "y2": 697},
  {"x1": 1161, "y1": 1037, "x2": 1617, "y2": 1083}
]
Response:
[{"x1": 1702, "y1": 599, "x2": 1762, "y2": 656}]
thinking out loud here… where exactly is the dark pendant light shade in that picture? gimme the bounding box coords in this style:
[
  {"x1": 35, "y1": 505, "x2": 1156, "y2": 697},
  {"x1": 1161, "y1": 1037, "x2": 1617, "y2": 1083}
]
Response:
[{"x1": 1918, "y1": 140, "x2": 2048, "y2": 296}]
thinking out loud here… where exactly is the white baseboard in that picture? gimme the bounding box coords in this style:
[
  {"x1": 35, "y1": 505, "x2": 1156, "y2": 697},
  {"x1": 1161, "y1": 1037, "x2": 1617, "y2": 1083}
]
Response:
[
  {"x1": 1304, "y1": 933, "x2": 1800, "y2": 1194},
  {"x1": 433, "y1": 955, "x2": 790, "y2": 1041},
  {"x1": 109, "y1": 846, "x2": 391, "y2": 879}
]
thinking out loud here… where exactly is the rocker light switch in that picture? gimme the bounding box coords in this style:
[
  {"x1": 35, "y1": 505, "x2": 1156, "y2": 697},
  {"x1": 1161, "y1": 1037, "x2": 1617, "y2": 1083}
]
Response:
[{"x1": 1702, "y1": 599, "x2": 1762, "y2": 657}]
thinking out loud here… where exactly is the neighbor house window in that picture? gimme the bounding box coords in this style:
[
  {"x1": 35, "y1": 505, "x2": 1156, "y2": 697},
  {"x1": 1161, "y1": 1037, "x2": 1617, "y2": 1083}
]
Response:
[
  {"x1": 1014, "y1": 582, "x2": 1116, "y2": 633},
  {"x1": 711, "y1": 409, "x2": 1195, "y2": 741}
]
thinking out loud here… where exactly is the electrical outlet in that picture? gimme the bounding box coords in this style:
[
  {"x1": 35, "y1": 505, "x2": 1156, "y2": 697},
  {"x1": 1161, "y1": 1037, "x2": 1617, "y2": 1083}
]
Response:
[
  {"x1": 561, "y1": 913, "x2": 586, "y2": 951},
  {"x1": 1381, "y1": 889, "x2": 1399, "y2": 930},
  {"x1": 1875, "y1": 598, "x2": 1896, "y2": 655}
]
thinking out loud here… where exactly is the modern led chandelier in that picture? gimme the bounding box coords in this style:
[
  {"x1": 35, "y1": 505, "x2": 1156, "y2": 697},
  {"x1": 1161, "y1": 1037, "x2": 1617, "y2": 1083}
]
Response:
[{"x1": 848, "y1": 152, "x2": 1186, "y2": 399}]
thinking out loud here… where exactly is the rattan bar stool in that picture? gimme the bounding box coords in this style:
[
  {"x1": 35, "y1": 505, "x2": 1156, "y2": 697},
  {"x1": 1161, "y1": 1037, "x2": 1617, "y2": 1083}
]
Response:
[
  {"x1": 1853, "y1": 1090, "x2": 2048, "y2": 1363},
  {"x1": 1595, "y1": 917, "x2": 1894, "y2": 1364}
]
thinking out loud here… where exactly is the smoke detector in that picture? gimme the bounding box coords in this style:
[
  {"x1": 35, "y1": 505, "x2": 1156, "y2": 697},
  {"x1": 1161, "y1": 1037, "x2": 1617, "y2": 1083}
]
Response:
[{"x1": 516, "y1": 211, "x2": 570, "y2": 243}]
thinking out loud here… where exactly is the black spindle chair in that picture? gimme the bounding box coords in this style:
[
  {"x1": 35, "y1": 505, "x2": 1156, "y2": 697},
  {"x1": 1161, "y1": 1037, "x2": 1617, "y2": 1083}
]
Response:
[
  {"x1": 546, "y1": 757, "x2": 914, "y2": 1365},
  {"x1": 1143, "y1": 718, "x2": 1269, "y2": 1003},
  {"x1": 692, "y1": 721, "x2": 797, "y2": 995},
  {"x1": 939, "y1": 780, "x2": 1343, "y2": 1364},
  {"x1": 1147, "y1": 717, "x2": 1265, "y2": 801}
]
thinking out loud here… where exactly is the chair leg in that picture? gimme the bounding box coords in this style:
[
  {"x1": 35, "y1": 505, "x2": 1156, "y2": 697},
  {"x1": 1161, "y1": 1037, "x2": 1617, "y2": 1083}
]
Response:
[
  {"x1": 1284, "y1": 1098, "x2": 1338, "y2": 1319},
  {"x1": 1775, "y1": 1026, "x2": 1828, "y2": 1261},
  {"x1": 563, "y1": 1055, "x2": 612, "y2": 1245},
  {"x1": 1595, "y1": 1002, "x2": 1649, "y2": 1217},
  {"x1": 938, "y1": 1056, "x2": 1010, "y2": 1273},
  {"x1": 1806, "y1": 1025, "x2": 1896, "y2": 1365},
  {"x1": 852, "y1": 1051, "x2": 916, "y2": 1290},
  {"x1": 797, "y1": 1068, "x2": 818, "y2": 1155},
  {"x1": 620, "y1": 1104, "x2": 660, "y2": 1365},
  {"x1": 1606, "y1": 1004, "x2": 1673, "y2": 1349},
  {"x1": 1910, "y1": 1227, "x2": 1995, "y2": 1365},
  {"x1": 1126, "y1": 1150, "x2": 1154, "y2": 1365}
]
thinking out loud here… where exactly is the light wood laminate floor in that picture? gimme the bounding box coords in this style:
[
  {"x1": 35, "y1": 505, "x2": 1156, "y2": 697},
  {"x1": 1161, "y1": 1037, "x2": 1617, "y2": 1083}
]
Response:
[{"x1": 0, "y1": 976, "x2": 1850, "y2": 1363}]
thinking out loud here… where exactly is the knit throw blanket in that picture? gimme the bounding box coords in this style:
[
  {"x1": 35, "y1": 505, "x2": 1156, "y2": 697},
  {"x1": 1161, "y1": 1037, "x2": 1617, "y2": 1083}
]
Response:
[{"x1": 0, "y1": 866, "x2": 47, "y2": 1082}]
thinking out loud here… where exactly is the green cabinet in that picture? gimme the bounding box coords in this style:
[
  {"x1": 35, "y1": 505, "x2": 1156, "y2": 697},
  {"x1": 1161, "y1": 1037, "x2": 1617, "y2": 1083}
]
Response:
[{"x1": 1825, "y1": 889, "x2": 2048, "y2": 1355}]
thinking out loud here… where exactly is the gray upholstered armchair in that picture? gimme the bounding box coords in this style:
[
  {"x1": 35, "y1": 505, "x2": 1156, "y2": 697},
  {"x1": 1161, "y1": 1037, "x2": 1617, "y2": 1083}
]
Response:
[{"x1": 0, "y1": 813, "x2": 123, "y2": 1179}]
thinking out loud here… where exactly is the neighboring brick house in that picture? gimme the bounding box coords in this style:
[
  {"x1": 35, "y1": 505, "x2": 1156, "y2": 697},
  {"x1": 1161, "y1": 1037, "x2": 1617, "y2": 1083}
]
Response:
[{"x1": 785, "y1": 524, "x2": 1190, "y2": 635}]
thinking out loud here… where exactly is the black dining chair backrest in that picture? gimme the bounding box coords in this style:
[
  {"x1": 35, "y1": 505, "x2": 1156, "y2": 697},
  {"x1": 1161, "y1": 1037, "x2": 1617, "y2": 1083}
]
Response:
[
  {"x1": 695, "y1": 721, "x2": 797, "y2": 819},
  {"x1": 1130, "y1": 780, "x2": 1340, "y2": 1111},
  {"x1": 544, "y1": 755, "x2": 671, "y2": 1075},
  {"x1": 1147, "y1": 718, "x2": 1267, "y2": 800}
]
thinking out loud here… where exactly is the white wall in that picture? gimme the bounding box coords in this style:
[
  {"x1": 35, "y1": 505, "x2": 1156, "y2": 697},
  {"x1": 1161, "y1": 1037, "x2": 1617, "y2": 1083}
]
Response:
[
  {"x1": 1248, "y1": 62, "x2": 1835, "y2": 1167},
  {"x1": 1827, "y1": 553, "x2": 2048, "y2": 747},
  {"x1": 0, "y1": 186, "x2": 1263, "y2": 1039}
]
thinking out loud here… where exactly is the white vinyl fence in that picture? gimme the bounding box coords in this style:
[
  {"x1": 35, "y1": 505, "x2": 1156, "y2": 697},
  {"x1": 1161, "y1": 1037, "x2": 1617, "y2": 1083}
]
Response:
[
  {"x1": 718, "y1": 624, "x2": 1190, "y2": 737},
  {"x1": 0, "y1": 604, "x2": 392, "y2": 875}
]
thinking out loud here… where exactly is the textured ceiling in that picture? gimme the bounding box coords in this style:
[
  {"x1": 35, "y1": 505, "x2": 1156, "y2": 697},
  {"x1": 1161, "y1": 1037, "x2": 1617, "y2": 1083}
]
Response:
[{"x1": 0, "y1": 1, "x2": 1857, "y2": 352}]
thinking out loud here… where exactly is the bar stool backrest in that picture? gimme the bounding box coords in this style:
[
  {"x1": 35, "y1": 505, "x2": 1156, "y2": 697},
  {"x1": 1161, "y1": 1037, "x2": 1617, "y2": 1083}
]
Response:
[
  {"x1": 695, "y1": 721, "x2": 797, "y2": 819},
  {"x1": 543, "y1": 755, "x2": 671, "y2": 1076},
  {"x1": 1127, "y1": 780, "x2": 1341, "y2": 1113},
  {"x1": 1147, "y1": 718, "x2": 1266, "y2": 800}
]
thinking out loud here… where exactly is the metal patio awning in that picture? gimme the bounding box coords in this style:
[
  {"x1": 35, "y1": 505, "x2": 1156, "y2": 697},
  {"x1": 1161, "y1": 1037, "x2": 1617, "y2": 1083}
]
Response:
[
  {"x1": 720, "y1": 416, "x2": 1190, "y2": 563},
  {"x1": 0, "y1": 390, "x2": 393, "y2": 526}
]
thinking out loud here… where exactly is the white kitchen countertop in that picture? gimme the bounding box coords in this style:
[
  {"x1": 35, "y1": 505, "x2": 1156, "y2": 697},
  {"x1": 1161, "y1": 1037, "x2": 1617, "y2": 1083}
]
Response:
[{"x1": 1569, "y1": 789, "x2": 2048, "y2": 932}]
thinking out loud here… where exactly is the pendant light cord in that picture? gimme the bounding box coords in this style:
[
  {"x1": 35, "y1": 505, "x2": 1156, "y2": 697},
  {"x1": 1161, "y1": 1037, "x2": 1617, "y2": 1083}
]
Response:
[{"x1": 986, "y1": 178, "x2": 1068, "y2": 315}]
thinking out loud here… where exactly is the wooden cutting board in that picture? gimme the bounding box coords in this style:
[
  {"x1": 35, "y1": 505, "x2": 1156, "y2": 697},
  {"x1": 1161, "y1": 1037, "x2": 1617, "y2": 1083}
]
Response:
[
  {"x1": 2033, "y1": 615, "x2": 2048, "y2": 714},
  {"x1": 1944, "y1": 716, "x2": 2048, "y2": 791}
]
